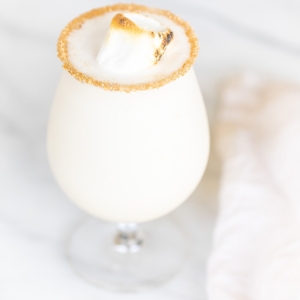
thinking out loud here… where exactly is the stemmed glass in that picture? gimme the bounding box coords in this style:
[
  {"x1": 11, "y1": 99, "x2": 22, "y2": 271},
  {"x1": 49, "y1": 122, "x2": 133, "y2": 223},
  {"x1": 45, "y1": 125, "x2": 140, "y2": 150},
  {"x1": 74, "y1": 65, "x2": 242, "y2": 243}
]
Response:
[
  {"x1": 47, "y1": 65, "x2": 209, "y2": 291},
  {"x1": 47, "y1": 3, "x2": 209, "y2": 290},
  {"x1": 48, "y1": 65, "x2": 209, "y2": 291}
]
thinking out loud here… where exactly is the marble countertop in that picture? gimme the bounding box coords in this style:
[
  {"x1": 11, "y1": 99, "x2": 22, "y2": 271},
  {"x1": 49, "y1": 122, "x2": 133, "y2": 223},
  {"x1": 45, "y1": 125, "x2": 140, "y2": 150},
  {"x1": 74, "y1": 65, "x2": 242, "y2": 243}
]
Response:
[{"x1": 1, "y1": 0, "x2": 299, "y2": 299}]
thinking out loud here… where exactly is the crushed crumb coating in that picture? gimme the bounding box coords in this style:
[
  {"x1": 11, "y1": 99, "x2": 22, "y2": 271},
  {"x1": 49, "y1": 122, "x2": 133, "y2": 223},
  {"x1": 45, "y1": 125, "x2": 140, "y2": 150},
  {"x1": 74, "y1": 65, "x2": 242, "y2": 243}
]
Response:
[{"x1": 57, "y1": 3, "x2": 199, "y2": 92}]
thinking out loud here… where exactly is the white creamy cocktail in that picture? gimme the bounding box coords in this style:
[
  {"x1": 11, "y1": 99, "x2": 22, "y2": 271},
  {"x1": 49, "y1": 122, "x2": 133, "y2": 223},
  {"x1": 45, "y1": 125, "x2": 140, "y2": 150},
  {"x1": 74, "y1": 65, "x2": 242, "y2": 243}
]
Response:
[{"x1": 47, "y1": 3, "x2": 209, "y2": 291}]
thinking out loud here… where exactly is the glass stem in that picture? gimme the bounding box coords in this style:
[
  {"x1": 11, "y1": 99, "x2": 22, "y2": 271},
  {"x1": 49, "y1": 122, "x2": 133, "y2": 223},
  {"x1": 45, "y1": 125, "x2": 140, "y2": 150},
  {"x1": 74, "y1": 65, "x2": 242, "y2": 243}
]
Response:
[{"x1": 114, "y1": 223, "x2": 143, "y2": 254}]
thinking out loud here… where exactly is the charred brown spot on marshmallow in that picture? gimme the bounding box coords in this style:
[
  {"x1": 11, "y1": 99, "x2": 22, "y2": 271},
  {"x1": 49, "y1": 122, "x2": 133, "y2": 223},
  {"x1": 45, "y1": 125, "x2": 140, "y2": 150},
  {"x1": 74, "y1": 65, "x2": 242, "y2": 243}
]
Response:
[
  {"x1": 153, "y1": 29, "x2": 174, "y2": 64},
  {"x1": 111, "y1": 13, "x2": 143, "y2": 34},
  {"x1": 167, "y1": 31, "x2": 173, "y2": 43}
]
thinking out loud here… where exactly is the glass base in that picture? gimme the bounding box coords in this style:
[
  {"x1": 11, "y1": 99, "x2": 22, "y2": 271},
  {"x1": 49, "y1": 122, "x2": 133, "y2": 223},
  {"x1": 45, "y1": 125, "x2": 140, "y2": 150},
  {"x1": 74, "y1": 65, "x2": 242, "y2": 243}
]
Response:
[{"x1": 66, "y1": 216, "x2": 187, "y2": 292}]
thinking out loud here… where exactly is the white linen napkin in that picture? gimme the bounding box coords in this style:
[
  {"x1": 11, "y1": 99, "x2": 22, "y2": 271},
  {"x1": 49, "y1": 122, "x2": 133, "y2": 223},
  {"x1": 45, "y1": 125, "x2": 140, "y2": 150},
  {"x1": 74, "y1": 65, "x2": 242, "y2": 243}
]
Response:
[{"x1": 207, "y1": 74, "x2": 300, "y2": 300}]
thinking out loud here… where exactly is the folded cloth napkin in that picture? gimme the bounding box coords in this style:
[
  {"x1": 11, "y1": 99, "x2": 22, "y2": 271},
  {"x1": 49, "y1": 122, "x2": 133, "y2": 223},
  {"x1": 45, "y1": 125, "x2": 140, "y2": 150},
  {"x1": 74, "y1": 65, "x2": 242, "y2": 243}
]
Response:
[{"x1": 207, "y1": 74, "x2": 300, "y2": 300}]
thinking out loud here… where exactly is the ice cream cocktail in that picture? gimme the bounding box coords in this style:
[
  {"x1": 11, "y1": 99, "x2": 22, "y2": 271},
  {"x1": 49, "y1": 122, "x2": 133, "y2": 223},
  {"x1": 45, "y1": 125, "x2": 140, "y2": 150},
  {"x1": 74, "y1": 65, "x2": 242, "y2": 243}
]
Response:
[{"x1": 47, "y1": 4, "x2": 209, "y2": 292}]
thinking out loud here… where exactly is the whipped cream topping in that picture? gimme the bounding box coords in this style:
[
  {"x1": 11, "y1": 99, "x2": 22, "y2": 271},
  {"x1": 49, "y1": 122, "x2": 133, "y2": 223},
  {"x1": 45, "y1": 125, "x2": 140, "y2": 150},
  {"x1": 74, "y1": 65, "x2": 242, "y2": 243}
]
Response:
[{"x1": 96, "y1": 13, "x2": 173, "y2": 74}]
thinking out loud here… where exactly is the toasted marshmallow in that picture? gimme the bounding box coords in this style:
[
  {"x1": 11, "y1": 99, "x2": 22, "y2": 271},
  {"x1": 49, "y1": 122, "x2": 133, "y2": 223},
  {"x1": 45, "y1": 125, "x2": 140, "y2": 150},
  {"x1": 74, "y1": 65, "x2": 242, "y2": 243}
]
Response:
[{"x1": 97, "y1": 13, "x2": 174, "y2": 74}]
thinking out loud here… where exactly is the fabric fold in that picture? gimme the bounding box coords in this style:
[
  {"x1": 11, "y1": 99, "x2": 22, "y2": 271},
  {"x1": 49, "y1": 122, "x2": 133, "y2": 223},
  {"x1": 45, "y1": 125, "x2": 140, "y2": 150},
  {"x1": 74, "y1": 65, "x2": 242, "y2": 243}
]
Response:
[{"x1": 207, "y1": 74, "x2": 300, "y2": 300}]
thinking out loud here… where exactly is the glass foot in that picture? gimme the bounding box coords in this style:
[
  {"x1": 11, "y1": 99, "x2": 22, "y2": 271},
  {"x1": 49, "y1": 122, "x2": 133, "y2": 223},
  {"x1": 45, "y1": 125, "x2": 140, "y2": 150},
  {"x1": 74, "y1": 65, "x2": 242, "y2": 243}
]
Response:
[{"x1": 66, "y1": 216, "x2": 187, "y2": 292}]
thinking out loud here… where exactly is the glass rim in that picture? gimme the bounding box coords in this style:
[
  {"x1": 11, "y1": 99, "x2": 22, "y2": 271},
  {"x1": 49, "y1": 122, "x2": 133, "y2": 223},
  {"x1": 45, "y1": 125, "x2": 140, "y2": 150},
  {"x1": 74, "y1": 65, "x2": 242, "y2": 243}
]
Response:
[{"x1": 57, "y1": 3, "x2": 199, "y2": 93}]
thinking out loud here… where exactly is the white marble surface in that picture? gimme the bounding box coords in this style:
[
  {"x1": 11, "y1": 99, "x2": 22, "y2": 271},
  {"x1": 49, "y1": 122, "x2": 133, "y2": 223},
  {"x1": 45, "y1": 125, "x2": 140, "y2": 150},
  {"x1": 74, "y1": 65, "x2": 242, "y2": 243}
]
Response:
[{"x1": 1, "y1": 0, "x2": 299, "y2": 299}]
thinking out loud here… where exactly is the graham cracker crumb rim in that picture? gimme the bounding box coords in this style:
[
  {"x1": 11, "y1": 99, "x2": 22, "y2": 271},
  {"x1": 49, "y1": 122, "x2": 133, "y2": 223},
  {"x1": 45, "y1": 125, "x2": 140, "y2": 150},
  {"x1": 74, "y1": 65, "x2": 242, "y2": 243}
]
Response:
[{"x1": 57, "y1": 3, "x2": 199, "y2": 92}]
